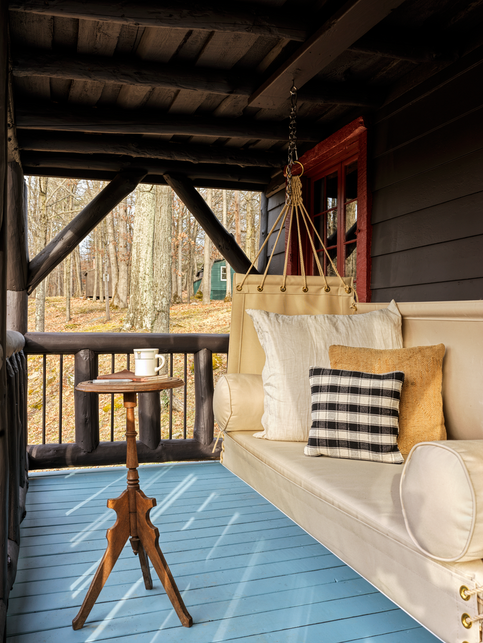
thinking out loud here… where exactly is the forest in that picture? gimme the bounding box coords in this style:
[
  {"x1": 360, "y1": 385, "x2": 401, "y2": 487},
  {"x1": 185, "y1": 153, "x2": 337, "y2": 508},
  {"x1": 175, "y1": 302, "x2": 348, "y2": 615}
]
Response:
[{"x1": 27, "y1": 177, "x2": 261, "y2": 333}]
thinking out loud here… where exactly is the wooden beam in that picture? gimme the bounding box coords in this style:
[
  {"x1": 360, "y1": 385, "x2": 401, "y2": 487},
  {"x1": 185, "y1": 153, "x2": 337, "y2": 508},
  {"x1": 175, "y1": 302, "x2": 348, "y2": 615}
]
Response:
[
  {"x1": 11, "y1": 49, "x2": 257, "y2": 97},
  {"x1": 164, "y1": 173, "x2": 259, "y2": 275},
  {"x1": 22, "y1": 167, "x2": 267, "y2": 192},
  {"x1": 19, "y1": 131, "x2": 286, "y2": 168},
  {"x1": 21, "y1": 152, "x2": 272, "y2": 186},
  {"x1": 248, "y1": 0, "x2": 406, "y2": 109},
  {"x1": 349, "y1": 34, "x2": 444, "y2": 63},
  {"x1": 0, "y1": 0, "x2": 9, "y2": 630},
  {"x1": 27, "y1": 438, "x2": 220, "y2": 470},
  {"x1": 8, "y1": 0, "x2": 309, "y2": 41},
  {"x1": 27, "y1": 169, "x2": 147, "y2": 294},
  {"x1": 6, "y1": 162, "x2": 28, "y2": 334},
  {"x1": 16, "y1": 102, "x2": 326, "y2": 142}
]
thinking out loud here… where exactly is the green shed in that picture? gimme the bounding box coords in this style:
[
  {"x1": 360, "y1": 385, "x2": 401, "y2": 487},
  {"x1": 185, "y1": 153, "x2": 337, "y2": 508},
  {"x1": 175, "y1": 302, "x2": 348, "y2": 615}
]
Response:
[{"x1": 193, "y1": 259, "x2": 235, "y2": 300}]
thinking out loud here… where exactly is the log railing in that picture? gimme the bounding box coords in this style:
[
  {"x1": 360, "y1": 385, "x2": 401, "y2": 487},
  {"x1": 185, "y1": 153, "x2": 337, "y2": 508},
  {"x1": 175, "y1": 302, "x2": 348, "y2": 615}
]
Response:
[
  {"x1": 24, "y1": 332, "x2": 229, "y2": 470},
  {"x1": 0, "y1": 331, "x2": 28, "y2": 629}
]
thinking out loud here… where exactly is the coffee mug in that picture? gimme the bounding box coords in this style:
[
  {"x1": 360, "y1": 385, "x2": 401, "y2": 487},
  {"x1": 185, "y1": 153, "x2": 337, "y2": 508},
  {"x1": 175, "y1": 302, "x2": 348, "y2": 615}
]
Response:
[{"x1": 133, "y1": 349, "x2": 166, "y2": 377}]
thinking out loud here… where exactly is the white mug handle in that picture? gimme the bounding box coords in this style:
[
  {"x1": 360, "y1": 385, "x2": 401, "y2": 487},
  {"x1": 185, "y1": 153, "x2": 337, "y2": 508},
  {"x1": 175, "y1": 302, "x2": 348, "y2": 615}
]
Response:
[{"x1": 155, "y1": 354, "x2": 166, "y2": 372}]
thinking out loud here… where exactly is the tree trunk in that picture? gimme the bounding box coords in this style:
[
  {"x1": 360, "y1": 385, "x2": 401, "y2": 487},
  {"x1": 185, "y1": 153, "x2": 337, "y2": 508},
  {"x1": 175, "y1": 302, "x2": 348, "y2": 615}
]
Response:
[
  {"x1": 35, "y1": 177, "x2": 48, "y2": 332},
  {"x1": 234, "y1": 190, "x2": 241, "y2": 245},
  {"x1": 116, "y1": 201, "x2": 129, "y2": 308},
  {"x1": 64, "y1": 253, "x2": 71, "y2": 321},
  {"x1": 98, "y1": 229, "x2": 104, "y2": 303},
  {"x1": 177, "y1": 207, "x2": 183, "y2": 303},
  {"x1": 74, "y1": 246, "x2": 82, "y2": 297},
  {"x1": 201, "y1": 189, "x2": 212, "y2": 306},
  {"x1": 92, "y1": 227, "x2": 98, "y2": 302},
  {"x1": 222, "y1": 190, "x2": 232, "y2": 300},
  {"x1": 152, "y1": 186, "x2": 172, "y2": 333},
  {"x1": 245, "y1": 193, "x2": 255, "y2": 262},
  {"x1": 106, "y1": 210, "x2": 119, "y2": 306}
]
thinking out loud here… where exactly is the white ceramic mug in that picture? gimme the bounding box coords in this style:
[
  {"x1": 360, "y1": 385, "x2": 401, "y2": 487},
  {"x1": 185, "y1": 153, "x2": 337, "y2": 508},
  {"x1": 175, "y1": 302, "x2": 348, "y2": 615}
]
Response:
[{"x1": 133, "y1": 349, "x2": 166, "y2": 377}]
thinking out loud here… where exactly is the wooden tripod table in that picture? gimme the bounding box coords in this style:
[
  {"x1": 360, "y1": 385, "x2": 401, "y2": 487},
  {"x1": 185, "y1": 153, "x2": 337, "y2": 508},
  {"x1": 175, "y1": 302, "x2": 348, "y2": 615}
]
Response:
[{"x1": 72, "y1": 377, "x2": 192, "y2": 631}]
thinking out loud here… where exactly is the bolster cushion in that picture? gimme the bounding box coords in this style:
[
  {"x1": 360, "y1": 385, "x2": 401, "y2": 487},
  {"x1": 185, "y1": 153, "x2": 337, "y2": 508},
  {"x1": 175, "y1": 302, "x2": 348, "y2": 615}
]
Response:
[
  {"x1": 213, "y1": 374, "x2": 264, "y2": 432},
  {"x1": 400, "y1": 440, "x2": 483, "y2": 562}
]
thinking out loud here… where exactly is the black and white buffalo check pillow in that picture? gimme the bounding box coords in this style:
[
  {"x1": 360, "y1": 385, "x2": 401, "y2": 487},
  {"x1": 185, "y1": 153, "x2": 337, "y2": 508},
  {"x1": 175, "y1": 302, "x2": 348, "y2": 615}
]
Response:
[{"x1": 304, "y1": 367, "x2": 405, "y2": 464}]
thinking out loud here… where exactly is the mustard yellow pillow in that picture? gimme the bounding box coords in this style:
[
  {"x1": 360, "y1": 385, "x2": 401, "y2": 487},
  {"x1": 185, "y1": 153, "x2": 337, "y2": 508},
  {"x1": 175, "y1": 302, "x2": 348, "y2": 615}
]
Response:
[{"x1": 328, "y1": 344, "x2": 446, "y2": 455}]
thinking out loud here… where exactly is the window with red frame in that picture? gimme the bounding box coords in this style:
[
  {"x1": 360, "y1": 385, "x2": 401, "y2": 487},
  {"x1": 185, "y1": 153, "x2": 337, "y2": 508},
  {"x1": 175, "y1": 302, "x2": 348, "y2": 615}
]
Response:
[
  {"x1": 289, "y1": 118, "x2": 371, "y2": 301},
  {"x1": 310, "y1": 156, "x2": 358, "y2": 281}
]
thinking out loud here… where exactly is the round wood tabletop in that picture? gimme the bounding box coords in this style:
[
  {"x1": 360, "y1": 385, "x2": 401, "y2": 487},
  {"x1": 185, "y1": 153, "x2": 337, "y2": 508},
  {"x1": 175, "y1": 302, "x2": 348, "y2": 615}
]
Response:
[{"x1": 76, "y1": 377, "x2": 184, "y2": 394}]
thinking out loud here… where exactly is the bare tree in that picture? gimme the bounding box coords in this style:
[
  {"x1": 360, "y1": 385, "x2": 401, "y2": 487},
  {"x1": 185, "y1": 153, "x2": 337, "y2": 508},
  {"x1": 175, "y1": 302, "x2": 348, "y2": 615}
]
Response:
[
  {"x1": 201, "y1": 189, "x2": 213, "y2": 306},
  {"x1": 116, "y1": 201, "x2": 130, "y2": 308}
]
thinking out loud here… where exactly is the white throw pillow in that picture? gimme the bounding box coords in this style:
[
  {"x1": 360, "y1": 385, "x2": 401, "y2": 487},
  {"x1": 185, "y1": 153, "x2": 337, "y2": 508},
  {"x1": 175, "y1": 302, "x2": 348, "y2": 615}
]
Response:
[
  {"x1": 246, "y1": 301, "x2": 403, "y2": 441},
  {"x1": 401, "y1": 440, "x2": 483, "y2": 562}
]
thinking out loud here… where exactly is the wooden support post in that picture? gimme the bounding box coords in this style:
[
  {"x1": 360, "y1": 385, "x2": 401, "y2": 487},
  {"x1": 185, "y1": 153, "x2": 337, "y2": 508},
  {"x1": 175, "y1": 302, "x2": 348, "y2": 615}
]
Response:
[
  {"x1": 0, "y1": 0, "x2": 9, "y2": 633},
  {"x1": 74, "y1": 349, "x2": 99, "y2": 453},
  {"x1": 164, "y1": 173, "x2": 259, "y2": 275},
  {"x1": 138, "y1": 393, "x2": 161, "y2": 450},
  {"x1": 193, "y1": 348, "x2": 214, "y2": 446},
  {"x1": 27, "y1": 169, "x2": 147, "y2": 294},
  {"x1": 6, "y1": 162, "x2": 28, "y2": 333}
]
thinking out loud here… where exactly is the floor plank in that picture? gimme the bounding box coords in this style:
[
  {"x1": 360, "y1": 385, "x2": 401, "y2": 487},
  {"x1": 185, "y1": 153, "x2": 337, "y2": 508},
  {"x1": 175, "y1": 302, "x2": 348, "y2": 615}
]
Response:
[{"x1": 7, "y1": 462, "x2": 440, "y2": 643}]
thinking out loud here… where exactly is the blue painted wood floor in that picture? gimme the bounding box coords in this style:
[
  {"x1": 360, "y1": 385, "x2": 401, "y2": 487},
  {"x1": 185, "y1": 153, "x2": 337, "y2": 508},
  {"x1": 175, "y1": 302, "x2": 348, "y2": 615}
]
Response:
[{"x1": 7, "y1": 461, "x2": 440, "y2": 643}]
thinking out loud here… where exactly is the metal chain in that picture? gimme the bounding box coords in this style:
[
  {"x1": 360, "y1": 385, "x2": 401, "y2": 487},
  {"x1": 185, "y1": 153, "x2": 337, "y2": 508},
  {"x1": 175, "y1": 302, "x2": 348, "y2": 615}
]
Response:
[{"x1": 286, "y1": 85, "x2": 298, "y2": 202}]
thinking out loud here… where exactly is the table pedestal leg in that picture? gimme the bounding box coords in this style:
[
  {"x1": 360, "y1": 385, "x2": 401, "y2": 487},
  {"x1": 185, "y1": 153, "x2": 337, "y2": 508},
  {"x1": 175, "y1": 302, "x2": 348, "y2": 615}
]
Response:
[{"x1": 72, "y1": 392, "x2": 192, "y2": 630}]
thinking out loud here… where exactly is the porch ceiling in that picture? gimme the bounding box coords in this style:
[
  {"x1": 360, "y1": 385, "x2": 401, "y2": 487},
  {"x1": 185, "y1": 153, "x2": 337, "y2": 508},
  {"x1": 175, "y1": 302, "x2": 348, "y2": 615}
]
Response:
[{"x1": 7, "y1": 0, "x2": 483, "y2": 192}]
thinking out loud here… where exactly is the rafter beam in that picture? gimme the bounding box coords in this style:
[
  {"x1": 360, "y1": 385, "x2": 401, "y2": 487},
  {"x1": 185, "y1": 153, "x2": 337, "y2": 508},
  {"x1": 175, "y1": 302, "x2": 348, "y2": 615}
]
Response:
[
  {"x1": 27, "y1": 169, "x2": 147, "y2": 294},
  {"x1": 11, "y1": 49, "x2": 257, "y2": 97},
  {"x1": 16, "y1": 103, "x2": 326, "y2": 143},
  {"x1": 349, "y1": 34, "x2": 442, "y2": 63},
  {"x1": 12, "y1": 49, "x2": 382, "y2": 107},
  {"x1": 20, "y1": 152, "x2": 272, "y2": 185},
  {"x1": 8, "y1": 0, "x2": 309, "y2": 41},
  {"x1": 248, "y1": 0, "x2": 406, "y2": 109},
  {"x1": 164, "y1": 173, "x2": 259, "y2": 275},
  {"x1": 18, "y1": 131, "x2": 285, "y2": 168}
]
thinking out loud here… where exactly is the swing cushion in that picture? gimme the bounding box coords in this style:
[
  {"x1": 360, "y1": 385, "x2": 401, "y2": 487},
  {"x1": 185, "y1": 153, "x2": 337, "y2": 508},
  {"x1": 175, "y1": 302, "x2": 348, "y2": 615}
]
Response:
[{"x1": 246, "y1": 301, "x2": 403, "y2": 442}]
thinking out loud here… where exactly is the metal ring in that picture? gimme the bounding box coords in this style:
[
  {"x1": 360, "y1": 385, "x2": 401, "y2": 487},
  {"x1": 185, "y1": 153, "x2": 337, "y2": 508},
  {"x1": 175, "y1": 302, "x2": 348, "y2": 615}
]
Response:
[
  {"x1": 460, "y1": 586, "x2": 471, "y2": 601},
  {"x1": 280, "y1": 286, "x2": 286, "y2": 292},
  {"x1": 257, "y1": 285, "x2": 264, "y2": 292},
  {"x1": 462, "y1": 613, "x2": 472, "y2": 629},
  {"x1": 345, "y1": 286, "x2": 352, "y2": 294},
  {"x1": 236, "y1": 285, "x2": 242, "y2": 291},
  {"x1": 302, "y1": 286, "x2": 308, "y2": 293},
  {"x1": 324, "y1": 286, "x2": 331, "y2": 293},
  {"x1": 284, "y1": 161, "x2": 304, "y2": 178}
]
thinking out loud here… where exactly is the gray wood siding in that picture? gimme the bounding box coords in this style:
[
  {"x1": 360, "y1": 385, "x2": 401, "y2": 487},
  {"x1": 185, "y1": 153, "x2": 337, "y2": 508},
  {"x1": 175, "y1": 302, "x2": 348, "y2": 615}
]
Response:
[
  {"x1": 370, "y1": 51, "x2": 483, "y2": 302},
  {"x1": 260, "y1": 188, "x2": 286, "y2": 275}
]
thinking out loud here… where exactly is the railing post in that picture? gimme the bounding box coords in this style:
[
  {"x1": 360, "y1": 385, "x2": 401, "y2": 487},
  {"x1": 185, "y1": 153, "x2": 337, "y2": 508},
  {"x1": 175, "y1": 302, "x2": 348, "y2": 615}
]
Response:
[
  {"x1": 74, "y1": 349, "x2": 99, "y2": 452},
  {"x1": 138, "y1": 392, "x2": 161, "y2": 450},
  {"x1": 193, "y1": 348, "x2": 214, "y2": 446}
]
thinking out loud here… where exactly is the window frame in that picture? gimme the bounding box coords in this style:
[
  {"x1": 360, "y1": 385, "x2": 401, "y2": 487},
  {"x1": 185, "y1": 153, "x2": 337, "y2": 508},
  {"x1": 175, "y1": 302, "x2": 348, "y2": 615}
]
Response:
[
  {"x1": 286, "y1": 117, "x2": 371, "y2": 302},
  {"x1": 220, "y1": 264, "x2": 227, "y2": 281}
]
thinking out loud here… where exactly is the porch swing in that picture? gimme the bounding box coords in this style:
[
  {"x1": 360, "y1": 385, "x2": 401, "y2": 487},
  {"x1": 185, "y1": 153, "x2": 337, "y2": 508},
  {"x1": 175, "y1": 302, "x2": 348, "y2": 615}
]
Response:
[{"x1": 226, "y1": 86, "x2": 357, "y2": 377}]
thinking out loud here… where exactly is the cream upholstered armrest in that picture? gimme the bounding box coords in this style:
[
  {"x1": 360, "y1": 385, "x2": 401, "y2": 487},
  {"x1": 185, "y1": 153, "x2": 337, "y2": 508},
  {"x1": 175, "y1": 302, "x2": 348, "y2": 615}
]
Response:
[
  {"x1": 400, "y1": 440, "x2": 483, "y2": 562},
  {"x1": 213, "y1": 374, "x2": 264, "y2": 432}
]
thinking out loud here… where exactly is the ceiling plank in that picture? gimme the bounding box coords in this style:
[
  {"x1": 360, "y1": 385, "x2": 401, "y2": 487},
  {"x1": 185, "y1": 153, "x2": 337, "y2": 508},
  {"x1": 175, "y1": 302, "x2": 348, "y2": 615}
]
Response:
[
  {"x1": 8, "y1": 0, "x2": 309, "y2": 41},
  {"x1": 16, "y1": 102, "x2": 327, "y2": 142},
  {"x1": 18, "y1": 131, "x2": 286, "y2": 168},
  {"x1": 11, "y1": 49, "x2": 257, "y2": 97},
  {"x1": 348, "y1": 34, "x2": 442, "y2": 63},
  {"x1": 248, "y1": 0, "x2": 407, "y2": 109}
]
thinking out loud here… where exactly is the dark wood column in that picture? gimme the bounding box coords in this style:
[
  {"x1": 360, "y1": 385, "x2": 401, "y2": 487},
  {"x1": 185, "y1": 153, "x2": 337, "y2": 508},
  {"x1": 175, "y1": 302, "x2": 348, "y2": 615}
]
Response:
[
  {"x1": 164, "y1": 173, "x2": 259, "y2": 275},
  {"x1": 0, "y1": 0, "x2": 9, "y2": 635},
  {"x1": 27, "y1": 168, "x2": 147, "y2": 294},
  {"x1": 6, "y1": 162, "x2": 28, "y2": 334}
]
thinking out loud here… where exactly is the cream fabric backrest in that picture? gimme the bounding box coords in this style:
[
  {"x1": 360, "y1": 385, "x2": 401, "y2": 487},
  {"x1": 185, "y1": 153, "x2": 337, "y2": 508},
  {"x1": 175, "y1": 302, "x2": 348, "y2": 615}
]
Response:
[
  {"x1": 227, "y1": 273, "x2": 354, "y2": 375},
  {"x1": 357, "y1": 300, "x2": 483, "y2": 441}
]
